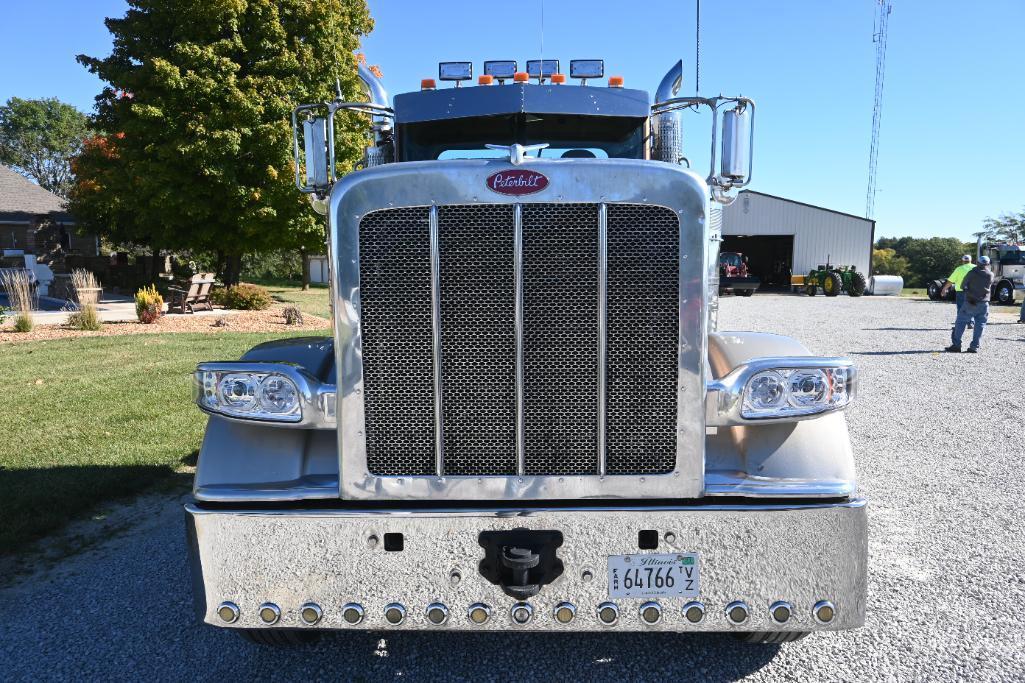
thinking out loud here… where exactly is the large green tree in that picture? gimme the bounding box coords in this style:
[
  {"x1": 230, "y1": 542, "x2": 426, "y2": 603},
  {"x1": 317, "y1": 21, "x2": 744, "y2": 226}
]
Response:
[
  {"x1": 975, "y1": 209, "x2": 1024, "y2": 244},
  {"x1": 71, "y1": 0, "x2": 373, "y2": 284},
  {"x1": 0, "y1": 97, "x2": 91, "y2": 197}
]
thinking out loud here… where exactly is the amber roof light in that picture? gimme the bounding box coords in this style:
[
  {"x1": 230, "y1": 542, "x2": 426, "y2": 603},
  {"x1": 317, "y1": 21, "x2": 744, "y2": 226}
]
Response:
[
  {"x1": 550, "y1": 73, "x2": 566, "y2": 84},
  {"x1": 421, "y1": 78, "x2": 436, "y2": 90},
  {"x1": 513, "y1": 72, "x2": 530, "y2": 83},
  {"x1": 608, "y1": 76, "x2": 624, "y2": 88},
  {"x1": 478, "y1": 75, "x2": 494, "y2": 85}
]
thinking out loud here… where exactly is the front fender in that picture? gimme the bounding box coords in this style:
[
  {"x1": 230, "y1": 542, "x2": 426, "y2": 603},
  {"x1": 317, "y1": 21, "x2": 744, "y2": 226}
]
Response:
[{"x1": 705, "y1": 332, "x2": 859, "y2": 497}]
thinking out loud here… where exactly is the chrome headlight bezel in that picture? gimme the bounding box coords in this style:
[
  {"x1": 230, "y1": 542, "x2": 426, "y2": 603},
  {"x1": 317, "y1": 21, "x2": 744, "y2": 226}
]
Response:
[
  {"x1": 193, "y1": 362, "x2": 336, "y2": 428},
  {"x1": 707, "y1": 357, "x2": 856, "y2": 426}
]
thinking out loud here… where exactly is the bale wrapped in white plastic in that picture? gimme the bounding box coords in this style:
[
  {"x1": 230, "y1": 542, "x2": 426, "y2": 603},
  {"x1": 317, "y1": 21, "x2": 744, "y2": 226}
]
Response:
[{"x1": 867, "y1": 275, "x2": 903, "y2": 296}]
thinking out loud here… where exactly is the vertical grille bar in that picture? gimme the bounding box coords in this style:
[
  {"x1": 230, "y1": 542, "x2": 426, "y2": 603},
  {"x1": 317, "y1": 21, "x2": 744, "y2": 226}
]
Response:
[
  {"x1": 513, "y1": 204, "x2": 526, "y2": 476},
  {"x1": 429, "y1": 205, "x2": 444, "y2": 476},
  {"x1": 597, "y1": 203, "x2": 608, "y2": 476}
]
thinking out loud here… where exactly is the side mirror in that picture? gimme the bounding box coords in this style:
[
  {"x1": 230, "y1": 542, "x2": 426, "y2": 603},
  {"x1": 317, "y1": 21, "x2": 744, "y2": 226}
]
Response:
[
  {"x1": 720, "y1": 105, "x2": 752, "y2": 184},
  {"x1": 303, "y1": 117, "x2": 329, "y2": 189}
]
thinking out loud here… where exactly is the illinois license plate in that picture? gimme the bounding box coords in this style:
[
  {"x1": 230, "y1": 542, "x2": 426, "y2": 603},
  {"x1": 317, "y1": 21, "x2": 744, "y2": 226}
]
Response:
[{"x1": 607, "y1": 553, "x2": 700, "y2": 598}]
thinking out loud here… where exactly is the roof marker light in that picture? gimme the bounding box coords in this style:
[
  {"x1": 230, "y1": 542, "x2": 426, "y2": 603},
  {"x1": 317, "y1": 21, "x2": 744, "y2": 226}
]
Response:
[
  {"x1": 608, "y1": 76, "x2": 624, "y2": 88},
  {"x1": 478, "y1": 75, "x2": 494, "y2": 85},
  {"x1": 421, "y1": 78, "x2": 436, "y2": 90},
  {"x1": 550, "y1": 73, "x2": 566, "y2": 85},
  {"x1": 512, "y1": 72, "x2": 530, "y2": 83}
]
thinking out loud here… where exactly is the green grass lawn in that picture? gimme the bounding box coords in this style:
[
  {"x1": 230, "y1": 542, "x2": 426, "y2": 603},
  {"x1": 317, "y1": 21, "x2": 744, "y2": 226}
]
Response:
[
  {"x1": 1, "y1": 332, "x2": 296, "y2": 555},
  {"x1": 249, "y1": 278, "x2": 332, "y2": 319},
  {"x1": 900, "y1": 288, "x2": 929, "y2": 298}
]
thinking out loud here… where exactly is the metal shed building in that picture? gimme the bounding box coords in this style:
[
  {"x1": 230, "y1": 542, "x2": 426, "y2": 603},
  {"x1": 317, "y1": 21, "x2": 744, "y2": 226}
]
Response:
[{"x1": 720, "y1": 190, "x2": 875, "y2": 290}]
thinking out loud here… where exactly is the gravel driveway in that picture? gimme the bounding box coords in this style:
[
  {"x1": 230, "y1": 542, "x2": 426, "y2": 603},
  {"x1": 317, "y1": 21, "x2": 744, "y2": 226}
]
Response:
[{"x1": 2, "y1": 294, "x2": 1023, "y2": 681}]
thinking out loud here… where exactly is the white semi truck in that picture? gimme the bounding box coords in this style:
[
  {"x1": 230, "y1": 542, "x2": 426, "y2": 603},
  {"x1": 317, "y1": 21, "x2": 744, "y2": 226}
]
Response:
[{"x1": 186, "y1": 58, "x2": 866, "y2": 646}]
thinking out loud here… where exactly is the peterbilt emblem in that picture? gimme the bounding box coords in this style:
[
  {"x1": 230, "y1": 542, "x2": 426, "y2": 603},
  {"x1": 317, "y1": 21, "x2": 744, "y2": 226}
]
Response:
[{"x1": 486, "y1": 169, "x2": 549, "y2": 196}]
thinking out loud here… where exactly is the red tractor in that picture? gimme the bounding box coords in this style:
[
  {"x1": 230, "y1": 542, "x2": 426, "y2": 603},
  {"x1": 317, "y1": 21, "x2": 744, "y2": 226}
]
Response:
[{"x1": 718, "y1": 251, "x2": 759, "y2": 296}]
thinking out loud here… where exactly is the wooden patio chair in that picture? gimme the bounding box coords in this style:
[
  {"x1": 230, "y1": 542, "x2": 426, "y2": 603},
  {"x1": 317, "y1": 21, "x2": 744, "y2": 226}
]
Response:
[{"x1": 168, "y1": 273, "x2": 216, "y2": 314}]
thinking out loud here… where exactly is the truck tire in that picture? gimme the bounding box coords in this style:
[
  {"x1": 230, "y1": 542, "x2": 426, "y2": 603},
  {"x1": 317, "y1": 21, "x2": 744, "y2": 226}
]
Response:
[
  {"x1": 732, "y1": 631, "x2": 810, "y2": 644},
  {"x1": 823, "y1": 272, "x2": 842, "y2": 297},
  {"x1": 848, "y1": 272, "x2": 866, "y2": 297},
  {"x1": 239, "y1": 629, "x2": 321, "y2": 647},
  {"x1": 927, "y1": 280, "x2": 941, "y2": 301},
  {"x1": 995, "y1": 280, "x2": 1014, "y2": 305},
  {"x1": 738, "y1": 288, "x2": 755, "y2": 297}
]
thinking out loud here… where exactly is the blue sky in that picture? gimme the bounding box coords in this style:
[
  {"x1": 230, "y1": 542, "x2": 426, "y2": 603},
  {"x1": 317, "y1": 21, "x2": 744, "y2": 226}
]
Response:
[{"x1": 1, "y1": 0, "x2": 1022, "y2": 240}]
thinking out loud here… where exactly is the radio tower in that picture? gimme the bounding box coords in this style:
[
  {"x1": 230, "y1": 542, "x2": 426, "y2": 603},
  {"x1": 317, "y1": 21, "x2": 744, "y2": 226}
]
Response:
[{"x1": 866, "y1": 0, "x2": 892, "y2": 218}]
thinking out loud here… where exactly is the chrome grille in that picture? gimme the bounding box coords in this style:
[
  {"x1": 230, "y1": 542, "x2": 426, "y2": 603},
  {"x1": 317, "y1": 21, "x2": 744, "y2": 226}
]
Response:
[
  {"x1": 605, "y1": 205, "x2": 680, "y2": 474},
  {"x1": 437, "y1": 205, "x2": 517, "y2": 475},
  {"x1": 521, "y1": 204, "x2": 601, "y2": 475},
  {"x1": 359, "y1": 207, "x2": 435, "y2": 475},
  {"x1": 357, "y1": 203, "x2": 679, "y2": 478}
]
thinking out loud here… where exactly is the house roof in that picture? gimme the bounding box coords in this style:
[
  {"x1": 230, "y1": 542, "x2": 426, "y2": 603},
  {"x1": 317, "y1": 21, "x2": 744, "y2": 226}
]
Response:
[{"x1": 0, "y1": 164, "x2": 74, "y2": 223}]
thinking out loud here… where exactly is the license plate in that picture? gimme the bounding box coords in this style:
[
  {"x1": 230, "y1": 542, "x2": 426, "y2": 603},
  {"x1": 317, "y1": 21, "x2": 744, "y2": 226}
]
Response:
[{"x1": 607, "y1": 553, "x2": 700, "y2": 598}]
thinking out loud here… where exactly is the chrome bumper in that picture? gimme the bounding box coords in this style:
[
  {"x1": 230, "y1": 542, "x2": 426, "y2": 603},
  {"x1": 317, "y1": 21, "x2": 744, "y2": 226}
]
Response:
[{"x1": 186, "y1": 498, "x2": 867, "y2": 632}]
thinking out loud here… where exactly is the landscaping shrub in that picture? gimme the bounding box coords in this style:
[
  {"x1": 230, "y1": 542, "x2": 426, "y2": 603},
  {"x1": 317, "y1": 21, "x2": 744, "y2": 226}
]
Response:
[
  {"x1": 283, "y1": 305, "x2": 304, "y2": 326},
  {"x1": 70, "y1": 269, "x2": 103, "y2": 331},
  {"x1": 215, "y1": 283, "x2": 272, "y2": 311},
  {"x1": 135, "y1": 284, "x2": 164, "y2": 323},
  {"x1": 68, "y1": 306, "x2": 102, "y2": 331},
  {"x1": 0, "y1": 269, "x2": 34, "y2": 332}
]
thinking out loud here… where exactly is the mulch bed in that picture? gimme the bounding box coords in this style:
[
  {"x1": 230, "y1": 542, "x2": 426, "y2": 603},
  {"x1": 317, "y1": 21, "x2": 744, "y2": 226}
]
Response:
[{"x1": 0, "y1": 306, "x2": 330, "y2": 344}]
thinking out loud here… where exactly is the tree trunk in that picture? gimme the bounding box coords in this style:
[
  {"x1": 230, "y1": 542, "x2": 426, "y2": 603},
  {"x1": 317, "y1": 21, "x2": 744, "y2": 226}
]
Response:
[
  {"x1": 222, "y1": 253, "x2": 243, "y2": 286},
  {"x1": 301, "y1": 249, "x2": 311, "y2": 291},
  {"x1": 149, "y1": 246, "x2": 162, "y2": 282}
]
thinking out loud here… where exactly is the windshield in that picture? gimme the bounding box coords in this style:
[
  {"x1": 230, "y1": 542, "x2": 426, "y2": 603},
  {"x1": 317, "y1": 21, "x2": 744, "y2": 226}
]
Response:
[{"x1": 399, "y1": 113, "x2": 645, "y2": 162}]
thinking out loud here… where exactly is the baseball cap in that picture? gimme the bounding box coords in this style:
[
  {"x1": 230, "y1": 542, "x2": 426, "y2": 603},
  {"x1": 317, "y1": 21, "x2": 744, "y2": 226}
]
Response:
[
  {"x1": 978, "y1": 255, "x2": 991, "y2": 265},
  {"x1": 961, "y1": 254, "x2": 971, "y2": 262}
]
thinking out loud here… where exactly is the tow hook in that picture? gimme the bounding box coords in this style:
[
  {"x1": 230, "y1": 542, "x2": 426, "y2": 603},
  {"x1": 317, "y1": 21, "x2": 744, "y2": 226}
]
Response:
[{"x1": 478, "y1": 530, "x2": 564, "y2": 599}]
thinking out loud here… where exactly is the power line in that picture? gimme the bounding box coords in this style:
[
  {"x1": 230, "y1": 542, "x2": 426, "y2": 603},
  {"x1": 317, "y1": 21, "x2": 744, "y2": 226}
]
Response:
[
  {"x1": 866, "y1": 0, "x2": 892, "y2": 218},
  {"x1": 695, "y1": 0, "x2": 701, "y2": 94}
]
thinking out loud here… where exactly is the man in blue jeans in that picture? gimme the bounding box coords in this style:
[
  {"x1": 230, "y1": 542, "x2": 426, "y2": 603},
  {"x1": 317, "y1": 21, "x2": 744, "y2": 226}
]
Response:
[{"x1": 945, "y1": 256, "x2": 994, "y2": 353}]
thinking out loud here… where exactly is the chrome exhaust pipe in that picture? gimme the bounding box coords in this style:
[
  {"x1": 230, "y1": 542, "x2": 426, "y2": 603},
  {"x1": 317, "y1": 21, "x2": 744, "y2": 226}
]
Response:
[{"x1": 652, "y1": 60, "x2": 685, "y2": 164}]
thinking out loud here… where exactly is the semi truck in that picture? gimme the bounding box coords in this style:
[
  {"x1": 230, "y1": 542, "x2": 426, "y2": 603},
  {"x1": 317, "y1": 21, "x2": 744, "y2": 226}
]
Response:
[{"x1": 186, "y1": 58, "x2": 867, "y2": 646}]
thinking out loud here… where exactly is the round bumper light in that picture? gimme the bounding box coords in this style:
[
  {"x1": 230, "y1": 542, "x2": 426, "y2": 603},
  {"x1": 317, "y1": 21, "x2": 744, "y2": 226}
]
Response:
[
  {"x1": 342, "y1": 603, "x2": 365, "y2": 625},
  {"x1": 217, "y1": 601, "x2": 240, "y2": 624},
  {"x1": 300, "y1": 602, "x2": 322, "y2": 625},
  {"x1": 640, "y1": 601, "x2": 663, "y2": 625},
  {"x1": 770, "y1": 601, "x2": 792, "y2": 625},
  {"x1": 258, "y1": 602, "x2": 281, "y2": 625},
  {"x1": 384, "y1": 603, "x2": 406, "y2": 625},
  {"x1": 553, "y1": 602, "x2": 576, "y2": 624},
  {"x1": 683, "y1": 601, "x2": 705, "y2": 624},
  {"x1": 597, "y1": 602, "x2": 619, "y2": 626},
  {"x1": 426, "y1": 603, "x2": 449, "y2": 625},
  {"x1": 468, "y1": 603, "x2": 492, "y2": 625},
  {"x1": 813, "y1": 600, "x2": 836, "y2": 624},
  {"x1": 510, "y1": 602, "x2": 533, "y2": 625},
  {"x1": 725, "y1": 601, "x2": 749, "y2": 625}
]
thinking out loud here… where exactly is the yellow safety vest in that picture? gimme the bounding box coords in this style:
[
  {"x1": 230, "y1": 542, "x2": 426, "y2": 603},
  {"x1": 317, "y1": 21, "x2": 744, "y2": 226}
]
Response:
[{"x1": 948, "y1": 263, "x2": 973, "y2": 290}]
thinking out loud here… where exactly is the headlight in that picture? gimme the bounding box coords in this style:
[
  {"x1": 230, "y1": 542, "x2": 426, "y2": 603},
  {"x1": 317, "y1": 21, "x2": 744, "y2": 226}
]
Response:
[
  {"x1": 708, "y1": 357, "x2": 856, "y2": 425},
  {"x1": 196, "y1": 367, "x2": 303, "y2": 422}
]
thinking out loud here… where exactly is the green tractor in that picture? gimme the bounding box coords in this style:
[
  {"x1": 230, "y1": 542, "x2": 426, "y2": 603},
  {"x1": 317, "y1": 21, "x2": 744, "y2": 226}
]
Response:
[{"x1": 805, "y1": 259, "x2": 866, "y2": 297}]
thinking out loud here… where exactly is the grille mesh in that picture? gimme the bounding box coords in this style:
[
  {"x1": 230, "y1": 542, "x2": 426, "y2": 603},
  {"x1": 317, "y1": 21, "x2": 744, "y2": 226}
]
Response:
[
  {"x1": 437, "y1": 205, "x2": 517, "y2": 475},
  {"x1": 356, "y1": 202, "x2": 680, "y2": 480},
  {"x1": 521, "y1": 204, "x2": 600, "y2": 475},
  {"x1": 359, "y1": 207, "x2": 436, "y2": 475},
  {"x1": 605, "y1": 205, "x2": 680, "y2": 474}
]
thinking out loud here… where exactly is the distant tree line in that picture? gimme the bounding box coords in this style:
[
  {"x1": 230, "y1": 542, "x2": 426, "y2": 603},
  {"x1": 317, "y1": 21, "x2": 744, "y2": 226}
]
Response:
[{"x1": 872, "y1": 208, "x2": 1023, "y2": 287}]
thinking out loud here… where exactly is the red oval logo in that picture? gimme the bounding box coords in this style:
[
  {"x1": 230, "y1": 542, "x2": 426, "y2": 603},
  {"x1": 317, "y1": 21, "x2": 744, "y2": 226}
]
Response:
[{"x1": 485, "y1": 169, "x2": 549, "y2": 196}]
